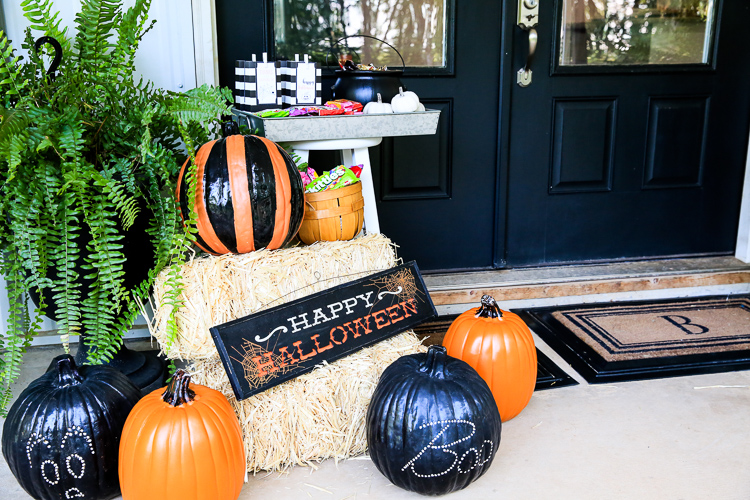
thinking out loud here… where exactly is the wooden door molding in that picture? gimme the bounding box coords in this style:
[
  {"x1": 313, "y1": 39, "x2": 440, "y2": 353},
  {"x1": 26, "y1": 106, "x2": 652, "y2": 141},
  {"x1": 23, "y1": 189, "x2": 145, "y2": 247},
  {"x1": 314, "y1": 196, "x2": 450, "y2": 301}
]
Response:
[{"x1": 192, "y1": 0, "x2": 221, "y2": 86}]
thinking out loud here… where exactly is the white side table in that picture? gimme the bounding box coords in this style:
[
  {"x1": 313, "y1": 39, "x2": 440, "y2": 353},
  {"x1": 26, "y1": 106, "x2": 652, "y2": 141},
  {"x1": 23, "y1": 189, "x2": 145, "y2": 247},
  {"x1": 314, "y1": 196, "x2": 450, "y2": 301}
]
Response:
[
  {"x1": 285, "y1": 137, "x2": 383, "y2": 234},
  {"x1": 233, "y1": 109, "x2": 441, "y2": 236}
]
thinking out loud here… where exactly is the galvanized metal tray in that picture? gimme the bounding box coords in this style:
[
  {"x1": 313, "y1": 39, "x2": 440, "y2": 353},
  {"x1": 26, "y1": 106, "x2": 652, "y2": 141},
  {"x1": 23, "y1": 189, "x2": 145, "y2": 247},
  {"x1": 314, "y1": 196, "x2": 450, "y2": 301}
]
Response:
[{"x1": 232, "y1": 108, "x2": 440, "y2": 142}]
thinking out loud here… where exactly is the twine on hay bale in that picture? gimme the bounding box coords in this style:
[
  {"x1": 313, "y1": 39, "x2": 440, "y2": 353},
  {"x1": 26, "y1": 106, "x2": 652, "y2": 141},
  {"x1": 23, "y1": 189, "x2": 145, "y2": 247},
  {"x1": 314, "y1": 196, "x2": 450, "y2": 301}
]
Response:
[{"x1": 144, "y1": 233, "x2": 427, "y2": 471}]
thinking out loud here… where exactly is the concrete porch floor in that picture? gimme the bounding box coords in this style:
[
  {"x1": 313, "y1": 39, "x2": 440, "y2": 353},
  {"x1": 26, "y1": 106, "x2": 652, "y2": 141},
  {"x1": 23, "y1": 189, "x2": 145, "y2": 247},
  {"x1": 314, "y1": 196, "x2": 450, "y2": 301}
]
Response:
[{"x1": 1, "y1": 257, "x2": 750, "y2": 499}]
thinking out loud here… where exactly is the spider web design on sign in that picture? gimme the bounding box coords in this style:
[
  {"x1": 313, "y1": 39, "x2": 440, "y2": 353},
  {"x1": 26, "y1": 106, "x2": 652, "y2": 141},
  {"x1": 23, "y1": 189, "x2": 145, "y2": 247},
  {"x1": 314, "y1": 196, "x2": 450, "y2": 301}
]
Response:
[
  {"x1": 368, "y1": 267, "x2": 424, "y2": 307},
  {"x1": 231, "y1": 341, "x2": 294, "y2": 390}
]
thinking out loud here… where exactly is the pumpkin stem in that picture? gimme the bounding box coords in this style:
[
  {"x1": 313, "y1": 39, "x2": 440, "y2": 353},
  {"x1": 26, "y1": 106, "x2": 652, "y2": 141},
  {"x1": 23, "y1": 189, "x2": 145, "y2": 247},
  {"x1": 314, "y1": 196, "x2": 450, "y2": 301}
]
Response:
[
  {"x1": 55, "y1": 354, "x2": 84, "y2": 387},
  {"x1": 162, "y1": 370, "x2": 196, "y2": 407},
  {"x1": 476, "y1": 295, "x2": 503, "y2": 319},
  {"x1": 398, "y1": 86, "x2": 405, "y2": 96},
  {"x1": 420, "y1": 345, "x2": 448, "y2": 379},
  {"x1": 221, "y1": 119, "x2": 240, "y2": 137},
  {"x1": 376, "y1": 93, "x2": 383, "y2": 104}
]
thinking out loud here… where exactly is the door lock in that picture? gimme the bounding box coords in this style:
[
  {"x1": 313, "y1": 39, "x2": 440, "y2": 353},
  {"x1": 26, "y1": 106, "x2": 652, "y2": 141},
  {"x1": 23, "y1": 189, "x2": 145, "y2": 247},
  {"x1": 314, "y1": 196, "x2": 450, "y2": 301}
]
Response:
[{"x1": 518, "y1": 0, "x2": 539, "y2": 30}]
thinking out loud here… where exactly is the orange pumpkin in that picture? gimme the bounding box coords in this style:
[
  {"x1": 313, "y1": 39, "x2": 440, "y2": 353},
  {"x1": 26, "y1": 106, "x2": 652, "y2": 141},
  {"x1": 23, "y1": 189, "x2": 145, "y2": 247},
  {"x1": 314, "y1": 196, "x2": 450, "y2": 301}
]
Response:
[
  {"x1": 119, "y1": 370, "x2": 245, "y2": 500},
  {"x1": 442, "y1": 295, "x2": 537, "y2": 422}
]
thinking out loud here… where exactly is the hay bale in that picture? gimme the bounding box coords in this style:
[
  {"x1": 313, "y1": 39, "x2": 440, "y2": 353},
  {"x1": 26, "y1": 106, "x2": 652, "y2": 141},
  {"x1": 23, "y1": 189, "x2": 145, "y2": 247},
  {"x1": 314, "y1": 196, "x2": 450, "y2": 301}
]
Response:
[
  {"x1": 144, "y1": 234, "x2": 426, "y2": 471},
  {"x1": 148, "y1": 233, "x2": 398, "y2": 361}
]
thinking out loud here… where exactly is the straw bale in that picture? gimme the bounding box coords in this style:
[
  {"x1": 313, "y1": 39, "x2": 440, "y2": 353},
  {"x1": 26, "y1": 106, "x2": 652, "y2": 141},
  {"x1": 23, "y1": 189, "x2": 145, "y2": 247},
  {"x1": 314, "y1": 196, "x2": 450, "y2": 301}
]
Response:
[
  {"x1": 147, "y1": 233, "x2": 398, "y2": 360},
  {"x1": 190, "y1": 332, "x2": 425, "y2": 472},
  {"x1": 144, "y1": 234, "x2": 427, "y2": 471}
]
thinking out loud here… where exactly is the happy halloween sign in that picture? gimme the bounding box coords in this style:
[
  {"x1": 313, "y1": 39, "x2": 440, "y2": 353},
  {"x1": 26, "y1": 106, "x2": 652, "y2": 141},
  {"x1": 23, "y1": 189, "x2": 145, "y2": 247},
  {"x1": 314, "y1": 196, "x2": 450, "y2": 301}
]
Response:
[{"x1": 211, "y1": 261, "x2": 437, "y2": 400}]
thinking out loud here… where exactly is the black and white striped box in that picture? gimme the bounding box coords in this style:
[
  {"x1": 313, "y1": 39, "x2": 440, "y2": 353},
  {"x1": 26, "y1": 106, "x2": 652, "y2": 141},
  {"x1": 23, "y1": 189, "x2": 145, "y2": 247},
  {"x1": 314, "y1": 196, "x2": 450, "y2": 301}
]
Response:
[
  {"x1": 234, "y1": 53, "x2": 283, "y2": 111},
  {"x1": 279, "y1": 54, "x2": 322, "y2": 107}
]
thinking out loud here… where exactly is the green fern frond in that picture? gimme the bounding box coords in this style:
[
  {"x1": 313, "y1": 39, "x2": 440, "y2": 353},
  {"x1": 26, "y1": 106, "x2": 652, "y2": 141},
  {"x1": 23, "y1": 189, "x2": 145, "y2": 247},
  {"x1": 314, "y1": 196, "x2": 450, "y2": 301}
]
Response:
[
  {"x1": 74, "y1": 0, "x2": 121, "y2": 71},
  {"x1": 167, "y1": 84, "x2": 232, "y2": 125},
  {"x1": 110, "y1": 0, "x2": 152, "y2": 73},
  {"x1": 20, "y1": 0, "x2": 72, "y2": 53}
]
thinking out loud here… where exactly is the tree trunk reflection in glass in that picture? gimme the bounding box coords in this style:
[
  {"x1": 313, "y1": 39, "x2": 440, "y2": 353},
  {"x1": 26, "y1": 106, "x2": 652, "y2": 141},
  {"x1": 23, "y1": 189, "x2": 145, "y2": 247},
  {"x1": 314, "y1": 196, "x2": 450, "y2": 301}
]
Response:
[
  {"x1": 560, "y1": 0, "x2": 715, "y2": 66},
  {"x1": 273, "y1": 0, "x2": 446, "y2": 68}
]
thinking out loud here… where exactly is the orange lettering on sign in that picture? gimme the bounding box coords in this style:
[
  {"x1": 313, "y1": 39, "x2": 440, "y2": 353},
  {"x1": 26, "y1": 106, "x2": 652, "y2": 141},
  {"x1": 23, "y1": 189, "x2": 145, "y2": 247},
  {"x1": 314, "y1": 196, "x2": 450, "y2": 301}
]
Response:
[
  {"x1": 401, "y1": 298, "x2": 418, "y2": 317},
  {"x1": 342, "y1": 315, "x2": 373, "y2": 338},
  {"x1": 329, "y1": 325, "x2": 348, "y2": 345},
  {"x1": 252, "y1": 352, "x2": 279, "y2": 377},
  {"x1": 311, "y1": 333, "x2": 334, "y2": 353},
  {"x1": 386, "y1": 304, "x2": 404, "y2": 324},
  {"x1": 372, "y1": 309, "x2": 391, "y2": 329},
  {"x1": 277, "y1": 346, "x2": 299, "y2": 367},
  {"x1": 293, "y1": 340, "x2": 317, "y2": 361}
]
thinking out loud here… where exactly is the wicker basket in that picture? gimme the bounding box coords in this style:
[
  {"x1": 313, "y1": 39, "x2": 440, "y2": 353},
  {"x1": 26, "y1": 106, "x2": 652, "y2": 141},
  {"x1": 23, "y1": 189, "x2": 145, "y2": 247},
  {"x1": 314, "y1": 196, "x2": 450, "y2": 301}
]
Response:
[{"x1": 298, "y1": 182, "x2": 364, "y2": 244}]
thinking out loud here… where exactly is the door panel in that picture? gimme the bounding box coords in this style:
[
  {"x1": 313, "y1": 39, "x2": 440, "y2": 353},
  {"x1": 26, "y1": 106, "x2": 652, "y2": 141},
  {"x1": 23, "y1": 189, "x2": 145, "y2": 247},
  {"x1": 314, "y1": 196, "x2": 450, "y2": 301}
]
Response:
[
  {"x1": 550, "y1": 98, "x2": 616, "y2": 193},
  {"x1": 502, "y1": 0, "x2": 750, "y2": 267},
  {"x1": 643, "y1": 96, "x2": 708, "y2": 188}
]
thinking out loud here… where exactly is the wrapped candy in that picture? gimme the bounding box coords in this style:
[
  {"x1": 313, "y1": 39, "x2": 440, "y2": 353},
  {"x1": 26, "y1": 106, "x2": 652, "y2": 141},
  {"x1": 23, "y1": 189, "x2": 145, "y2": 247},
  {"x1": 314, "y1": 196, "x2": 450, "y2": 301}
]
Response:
[
  {"x1": 256, "y1": 109, "x2": 290, "y2": 118},
  {"x1": 349, "y1": 165, "x2": 363, "y2": 178},
  {"x1": 289, "y1": 106, "x2": 326, "y2": 117},
  {"x1": 299, "y1": 166, "x2": 318, "y2": 187},
  {"x1": 305, "y1": 165, "x2": 360, "y2": 193},
  {"x1": 324, "y1": 99, "x2": 364, "y2": 115}
]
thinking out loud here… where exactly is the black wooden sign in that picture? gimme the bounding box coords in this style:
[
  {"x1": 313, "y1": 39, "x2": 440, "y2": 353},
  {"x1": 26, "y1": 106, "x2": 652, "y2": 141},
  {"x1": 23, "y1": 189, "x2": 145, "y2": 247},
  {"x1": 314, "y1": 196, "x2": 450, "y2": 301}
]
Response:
[{"x1": 210, "y1": 261, "x2": 438, "y2": 400}]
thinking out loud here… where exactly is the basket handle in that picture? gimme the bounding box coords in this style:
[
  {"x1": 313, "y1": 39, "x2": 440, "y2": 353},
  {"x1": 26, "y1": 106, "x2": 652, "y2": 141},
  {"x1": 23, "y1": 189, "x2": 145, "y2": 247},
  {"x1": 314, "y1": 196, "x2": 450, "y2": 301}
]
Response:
[{"x1": 325, "y1": 35, "x2": 406, "y2": 72}]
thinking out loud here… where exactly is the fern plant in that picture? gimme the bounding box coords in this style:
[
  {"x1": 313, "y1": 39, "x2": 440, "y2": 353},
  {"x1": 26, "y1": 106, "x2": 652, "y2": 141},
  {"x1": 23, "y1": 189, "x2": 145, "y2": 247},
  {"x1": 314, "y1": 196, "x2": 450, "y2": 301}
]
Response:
[{"x1": 0, "y1": 0, "x2": 232, "y2": 413}]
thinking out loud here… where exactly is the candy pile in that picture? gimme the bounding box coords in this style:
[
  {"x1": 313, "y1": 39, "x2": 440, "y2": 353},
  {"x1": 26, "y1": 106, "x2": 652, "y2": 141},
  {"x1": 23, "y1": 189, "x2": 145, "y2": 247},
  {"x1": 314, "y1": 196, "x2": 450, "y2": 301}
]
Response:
[
  {"x1": 256, "y1": 99, "x2": 363, "y2": 119},
  {"x1": 304, "y1": 165, "x2": 363, "y2": 193},
  {"x1": 340, "y1": 60, "x2": 389, "y2": 72}
]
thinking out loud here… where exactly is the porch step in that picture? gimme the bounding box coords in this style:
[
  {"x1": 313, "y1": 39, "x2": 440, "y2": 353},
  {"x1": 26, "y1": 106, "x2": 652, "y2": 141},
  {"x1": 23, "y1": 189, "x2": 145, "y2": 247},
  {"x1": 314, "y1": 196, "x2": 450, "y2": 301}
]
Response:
[{"x1": 423, "y1": 256, "x2": 750, "y2": 313}]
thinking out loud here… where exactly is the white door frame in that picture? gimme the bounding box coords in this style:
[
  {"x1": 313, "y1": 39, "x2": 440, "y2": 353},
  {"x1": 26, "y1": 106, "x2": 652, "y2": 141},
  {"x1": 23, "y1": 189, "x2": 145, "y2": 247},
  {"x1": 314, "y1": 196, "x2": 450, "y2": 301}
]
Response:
[{"x1": 735, "y1": 134, "x2": 750, "y2": 262}]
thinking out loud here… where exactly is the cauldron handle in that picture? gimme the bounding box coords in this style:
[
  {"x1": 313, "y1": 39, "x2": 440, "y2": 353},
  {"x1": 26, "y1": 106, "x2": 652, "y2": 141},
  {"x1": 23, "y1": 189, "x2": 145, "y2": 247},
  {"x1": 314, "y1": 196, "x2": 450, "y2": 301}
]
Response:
[{"x1": 325, "y1": 35, "x2": 406, "y2": 72}]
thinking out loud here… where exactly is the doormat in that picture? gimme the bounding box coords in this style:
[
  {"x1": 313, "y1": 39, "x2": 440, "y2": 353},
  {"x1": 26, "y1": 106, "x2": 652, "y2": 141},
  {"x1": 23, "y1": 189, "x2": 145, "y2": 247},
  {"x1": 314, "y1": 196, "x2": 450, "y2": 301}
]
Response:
[
  {"x1": 514, "y1": 295, "x2": 750, "y2": 383},
  {"x1": 412, "y1": 315, "x2": 577, "y2": 390}
]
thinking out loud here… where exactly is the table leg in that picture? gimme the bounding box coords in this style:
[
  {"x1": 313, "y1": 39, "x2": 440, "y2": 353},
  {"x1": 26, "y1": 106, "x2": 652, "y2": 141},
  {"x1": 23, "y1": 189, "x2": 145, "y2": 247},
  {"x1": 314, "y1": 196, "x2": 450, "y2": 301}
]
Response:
[{"x1": 349, "y1": 147, "x2": 380, "y2": 234}]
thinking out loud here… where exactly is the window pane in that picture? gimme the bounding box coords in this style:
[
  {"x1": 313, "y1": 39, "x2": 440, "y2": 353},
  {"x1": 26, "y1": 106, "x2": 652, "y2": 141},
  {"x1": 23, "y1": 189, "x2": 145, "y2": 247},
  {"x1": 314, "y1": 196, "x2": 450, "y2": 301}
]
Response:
[
  {"x1": 274, "y1": 0, "x2": 447, "y2": 68},
  {"x1": 560, "y1": 0, "x2": 715, "y2": 66}
]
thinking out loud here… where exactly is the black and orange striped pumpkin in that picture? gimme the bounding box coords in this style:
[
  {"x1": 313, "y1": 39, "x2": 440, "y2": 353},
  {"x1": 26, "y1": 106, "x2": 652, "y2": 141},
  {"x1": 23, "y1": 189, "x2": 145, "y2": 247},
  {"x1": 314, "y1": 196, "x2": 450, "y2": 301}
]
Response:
[{"x1": 177, "y1": 134, "x2": 304, "y2": 254}]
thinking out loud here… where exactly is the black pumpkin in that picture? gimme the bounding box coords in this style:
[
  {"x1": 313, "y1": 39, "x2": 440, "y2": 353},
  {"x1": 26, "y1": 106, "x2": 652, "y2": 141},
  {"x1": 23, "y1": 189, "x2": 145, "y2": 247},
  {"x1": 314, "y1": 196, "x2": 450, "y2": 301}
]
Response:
[
  {"x1": 176, "y1": 133, "x2": 304, "y2": 255},
  {"x1": 2, "y1": 354, "x2": 141, "y2": 500},
  {"x1": 366, "y1": 345, "x2": 502, "y2": 495}
]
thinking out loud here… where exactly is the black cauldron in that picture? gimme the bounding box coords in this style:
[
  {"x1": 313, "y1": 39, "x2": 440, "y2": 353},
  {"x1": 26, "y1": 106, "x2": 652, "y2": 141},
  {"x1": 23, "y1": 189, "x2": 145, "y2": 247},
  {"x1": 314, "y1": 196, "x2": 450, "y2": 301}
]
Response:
[{"x1": 328, "y1": 35, "x2": 406, "y2": 104}]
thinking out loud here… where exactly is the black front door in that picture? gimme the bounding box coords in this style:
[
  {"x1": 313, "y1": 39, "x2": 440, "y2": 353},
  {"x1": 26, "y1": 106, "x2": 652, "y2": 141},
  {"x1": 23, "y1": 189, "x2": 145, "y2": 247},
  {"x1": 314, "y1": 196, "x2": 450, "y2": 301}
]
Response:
[
  {"x1": 501, "y1": 0, "x2": 750, "y2": 267},
  {"x1": 215, "y1": 0, "x2": 504, "y2": 272}
]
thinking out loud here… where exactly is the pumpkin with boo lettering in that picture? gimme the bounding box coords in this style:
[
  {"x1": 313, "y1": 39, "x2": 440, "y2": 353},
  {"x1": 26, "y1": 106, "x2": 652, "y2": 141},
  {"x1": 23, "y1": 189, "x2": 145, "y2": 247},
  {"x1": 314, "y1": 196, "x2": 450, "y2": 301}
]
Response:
[{"x1": 366, "y1": 345, "x2": 502, "y2": 495}]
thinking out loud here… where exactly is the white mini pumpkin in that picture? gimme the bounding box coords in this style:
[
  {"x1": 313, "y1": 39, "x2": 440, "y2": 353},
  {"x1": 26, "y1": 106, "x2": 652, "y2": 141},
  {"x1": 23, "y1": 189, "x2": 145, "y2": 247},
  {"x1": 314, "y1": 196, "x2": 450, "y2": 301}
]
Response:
[
  {"x1": 363, "y1": 93, "x2": 393, "y2": 114},
  {"x1": 391, "y1": 87, "x2": 420, "y2": 113}
]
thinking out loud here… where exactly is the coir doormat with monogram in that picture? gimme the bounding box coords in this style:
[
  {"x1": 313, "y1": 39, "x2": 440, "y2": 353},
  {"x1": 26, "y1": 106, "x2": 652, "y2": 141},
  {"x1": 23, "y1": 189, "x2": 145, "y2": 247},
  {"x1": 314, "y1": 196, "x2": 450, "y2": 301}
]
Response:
[
  {"x1": 412, "y1": 315, "x2": 577, "y2": 390},
  {"x1": 515, "y1": 295, "x2": 750, "y2": 383}
]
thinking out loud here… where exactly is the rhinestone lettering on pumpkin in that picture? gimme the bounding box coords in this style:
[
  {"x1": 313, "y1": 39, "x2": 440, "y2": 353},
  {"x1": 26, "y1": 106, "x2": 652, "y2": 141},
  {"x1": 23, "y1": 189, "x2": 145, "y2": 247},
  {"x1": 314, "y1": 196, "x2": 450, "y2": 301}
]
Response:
[
  {"x1": 25, "y1": 433, "x2": 52, "y2": 467},
  {"x1": 61, "y1": 426, "x2": 95, "y2": 455},
  {"x1": 401, "y1": 419, "x2": 494, "y2": 479},
  {"x1": 65, "y1": 454, "x2": 85, "y2": 479},
  {"x1": 41, "y1": 460, "x2": 60, "y2": 485},
  {"x1": 65, "y1": 487, "x2": 85, "y2": 499}
]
